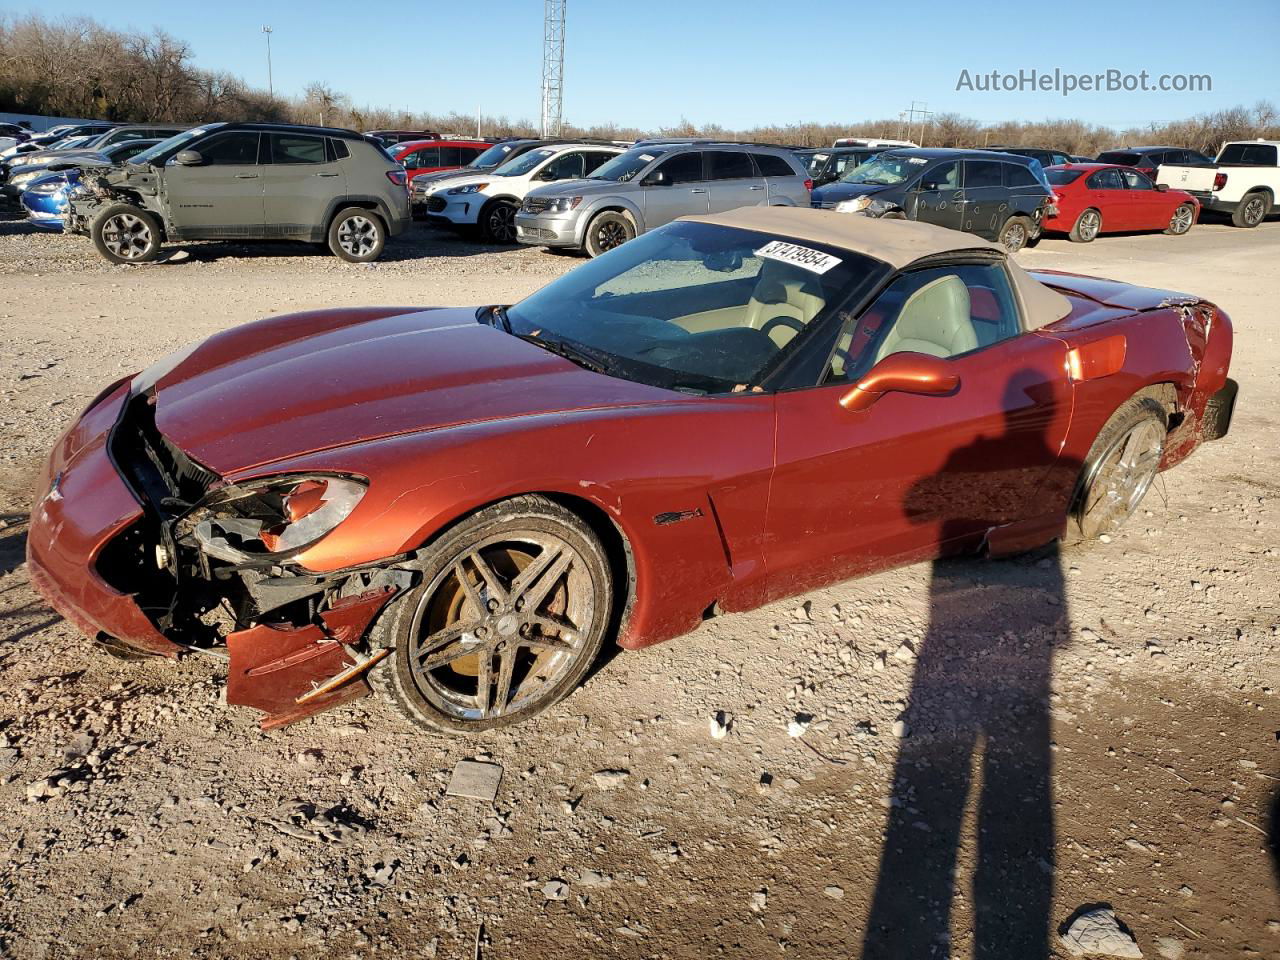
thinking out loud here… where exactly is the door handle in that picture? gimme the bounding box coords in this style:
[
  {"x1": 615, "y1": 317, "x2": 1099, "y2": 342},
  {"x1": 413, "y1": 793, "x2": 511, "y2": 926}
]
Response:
[
  {"x1": 690, "y1": 188, "x2": 708, "y2": 194},
  {"x1": 235, "y1": 173, "x2": 259, "y2": 179},
  {"x1": 314, "y1": 172, "x2": 340, "y2": 178},
  {"x1": 748, "y1": 184, "x2": 765, "y2": 191}
]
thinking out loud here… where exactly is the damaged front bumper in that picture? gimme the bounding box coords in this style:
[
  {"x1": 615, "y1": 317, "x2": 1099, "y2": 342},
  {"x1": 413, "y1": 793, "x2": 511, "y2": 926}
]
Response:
[{"x1": 27, "y1": 381, "x2": 416, "y2": 729}]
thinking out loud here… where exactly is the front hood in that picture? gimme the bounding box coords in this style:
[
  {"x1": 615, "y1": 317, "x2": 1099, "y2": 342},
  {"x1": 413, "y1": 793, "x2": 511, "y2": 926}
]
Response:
[
  {"x1": 423, "y1": 171, "x2": 508, "y2": 194},
  {"x1": 810, "y1": 182, "x2": 887, "y2": 204},
  {"x1": 1030, "y1": 269, "x2": 1197, "y2": 313},
  {"x1": 412, "y1": 166, "x2": 492, "y2": 189},
  {"x1": 148, "y1": 306, "x2": 673, "y2": 475},
  {"x1": 533, "y1": 178, "x2": 621, "y2": 198}
]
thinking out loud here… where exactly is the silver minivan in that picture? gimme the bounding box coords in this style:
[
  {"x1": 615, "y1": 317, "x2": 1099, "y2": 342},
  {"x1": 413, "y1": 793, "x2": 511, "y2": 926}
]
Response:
[{"x1": 514, "y1": 143, "x2": 811, "y2": 256}]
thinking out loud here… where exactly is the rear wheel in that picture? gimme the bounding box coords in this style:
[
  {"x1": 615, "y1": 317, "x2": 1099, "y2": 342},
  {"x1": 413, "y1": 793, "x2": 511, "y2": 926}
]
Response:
[
  {"x1": 91, "y1": 204, "x2": 162, "y2": 264},
  {"x1": 1165, "y1": 203, "x2": 1195, "y2": 235},
  {"x1": 328, "y1": 207, "x2": 386, "y2": 262},
  {"x1": 1231, "y1": 191, "x2": 1269, "y2": 228},
  {"x1": 998, "y1": 215, "x2": 1034, "y2": 252},
  {"x1": 584, "y1": 210, "x2": 636, "y2": 257},
  {"x1": 1068, "y1": 396, "x2": 1168, "y2": 541},
  {"x1": 385, "y1": 496, "x2": 612, "y2": 734},
  {"x1": 1069, "y1": 208, "x2": 1101, "y2": 243}
]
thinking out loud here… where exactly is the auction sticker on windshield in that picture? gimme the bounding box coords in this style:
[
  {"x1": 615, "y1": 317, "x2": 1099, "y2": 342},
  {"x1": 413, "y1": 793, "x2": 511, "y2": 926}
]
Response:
[{"x1": 754, "y1": 240, "x2": 842, "y2": 275}]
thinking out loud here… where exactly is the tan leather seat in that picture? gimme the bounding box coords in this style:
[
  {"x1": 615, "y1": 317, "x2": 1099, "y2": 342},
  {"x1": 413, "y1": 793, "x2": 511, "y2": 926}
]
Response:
[
  {"x1": 744, "y1": 262, "x2": 826, "y2": 347},
  {"x1": 874, "y1": 275, "x2": 977, "y2": 361}
]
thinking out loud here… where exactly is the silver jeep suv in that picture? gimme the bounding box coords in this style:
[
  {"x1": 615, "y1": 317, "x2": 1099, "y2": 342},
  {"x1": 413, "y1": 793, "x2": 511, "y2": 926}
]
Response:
[
  {"x1": 514, "y1": 141, "x2": 812, "y2": 256},
  {"x1": 66, "y1": 122, "x2": 410, "y2": 264}
]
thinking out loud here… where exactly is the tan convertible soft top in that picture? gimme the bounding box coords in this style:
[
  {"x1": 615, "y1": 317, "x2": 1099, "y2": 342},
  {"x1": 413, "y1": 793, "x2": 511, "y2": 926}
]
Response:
[{"x1": 681, "y1": 206, "x2": 1072, "y2": 329}]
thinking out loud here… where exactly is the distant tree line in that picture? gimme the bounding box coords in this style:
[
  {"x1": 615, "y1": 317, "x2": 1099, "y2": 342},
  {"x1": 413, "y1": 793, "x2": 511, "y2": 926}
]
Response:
[{"x1": 3, "y1": 13, "x2": 1277, "y2": 157}]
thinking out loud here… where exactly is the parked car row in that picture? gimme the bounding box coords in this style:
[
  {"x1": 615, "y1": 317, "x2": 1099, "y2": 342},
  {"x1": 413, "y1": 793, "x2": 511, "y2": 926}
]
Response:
[{"x1": 3, "y1": 120, "x2": 1275, "y2": 264}]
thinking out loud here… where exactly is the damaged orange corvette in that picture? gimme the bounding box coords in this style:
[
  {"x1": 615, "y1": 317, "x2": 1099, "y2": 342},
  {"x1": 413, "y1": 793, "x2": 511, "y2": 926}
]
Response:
[{"x1": 27, "y1": 208, "x2": 1236, "y2": 733}]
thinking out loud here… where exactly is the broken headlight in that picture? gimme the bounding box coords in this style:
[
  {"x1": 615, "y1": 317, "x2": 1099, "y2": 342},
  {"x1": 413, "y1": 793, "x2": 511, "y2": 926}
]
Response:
[{"x1": 188, "y1": 475, "x2": 367, "y2": 563}]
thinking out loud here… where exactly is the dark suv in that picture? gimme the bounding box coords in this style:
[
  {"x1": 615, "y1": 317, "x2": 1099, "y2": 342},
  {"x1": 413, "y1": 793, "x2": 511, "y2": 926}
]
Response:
[
  {"x1": 1095, "y1": 146, "x2": 1214, "y2": 180},
  {"x1": 66, "y1": 122, "x2": 410, "y2": 264},
  {"x1": 810, "y1": 148, "x2": 1053, "y2": 251}
]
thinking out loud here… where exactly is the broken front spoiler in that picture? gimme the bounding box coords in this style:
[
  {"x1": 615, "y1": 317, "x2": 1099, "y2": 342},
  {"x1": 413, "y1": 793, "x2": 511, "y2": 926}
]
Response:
[{"x1": 226, "y1": 587, "x2": 398, "y2": 730}]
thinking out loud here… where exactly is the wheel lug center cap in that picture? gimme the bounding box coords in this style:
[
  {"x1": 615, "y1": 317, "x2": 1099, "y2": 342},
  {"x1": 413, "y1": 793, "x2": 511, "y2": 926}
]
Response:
[{"x1": 496, "y1": 614, "x2": 519, "y2": 638}]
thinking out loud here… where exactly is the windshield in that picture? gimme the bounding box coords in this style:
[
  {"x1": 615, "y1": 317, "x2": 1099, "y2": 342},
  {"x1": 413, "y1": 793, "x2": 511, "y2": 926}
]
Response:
[
  {"x1": 127, "y1": 126, "x2": 215, "y2": 166},
  {"x1": 839, "y1": 153, "x2": 924, "y2": 185},
  {"x1": 493, "y1": 147, "x2": 558, "y2": 177},
  {"x1": 588, "y1": 147, "x2": 669, "y2": 182},
  {"x1": 504, "y1": 221, "x2": 873, "y2": 392},
  {"x1": 1045, "y1": 168, "x2": 1086, "y2": 185},
  {"x1": 471, "y1": 141, "x2": 523, "y2": 167}
]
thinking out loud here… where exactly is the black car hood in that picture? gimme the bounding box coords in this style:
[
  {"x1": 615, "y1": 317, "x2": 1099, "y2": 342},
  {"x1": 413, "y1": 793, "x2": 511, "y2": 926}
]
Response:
[{"x1": 810, "y1": 182, "x2": 890, "y2": 205}]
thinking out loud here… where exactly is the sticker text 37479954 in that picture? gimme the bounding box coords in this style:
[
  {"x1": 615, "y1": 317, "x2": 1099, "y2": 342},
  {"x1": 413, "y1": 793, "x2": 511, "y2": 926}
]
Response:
[{"x1": 754, "y1": 240, "x2": 843, "y2": 275}]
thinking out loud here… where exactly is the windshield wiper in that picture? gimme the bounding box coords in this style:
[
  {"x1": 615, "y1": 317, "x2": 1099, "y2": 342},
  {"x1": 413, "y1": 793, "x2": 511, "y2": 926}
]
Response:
[{"x1": 515, "y1": 333, "x2": 612, "y2": 374}]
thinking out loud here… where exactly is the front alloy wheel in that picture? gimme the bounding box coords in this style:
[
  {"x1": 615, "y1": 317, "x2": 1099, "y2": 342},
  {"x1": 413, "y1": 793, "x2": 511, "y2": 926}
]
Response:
[
  {"x1": 1072, "y1": 397, "x2": 1167, "y2": 540},
  {"x1": 387, "y1": 496, "x2": 611, "y2": 733},
  {"x1": 483, "y1": 202, "x2": 518, "y2": 244},
  {"x1": 1166, "y1": 203, "x2": 1194, "y2": 235}
]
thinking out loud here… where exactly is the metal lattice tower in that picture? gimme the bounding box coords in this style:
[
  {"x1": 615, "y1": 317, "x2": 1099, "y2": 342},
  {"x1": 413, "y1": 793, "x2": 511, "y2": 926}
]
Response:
[{"x1": 541, "y1": 0, "x2": 566, "y2": 138}]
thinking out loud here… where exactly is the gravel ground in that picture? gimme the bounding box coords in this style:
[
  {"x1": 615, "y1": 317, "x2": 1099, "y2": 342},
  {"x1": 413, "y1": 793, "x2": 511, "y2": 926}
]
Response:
[{"x1": 0, "y1": 209, "x2": 1277, "y2": 960}]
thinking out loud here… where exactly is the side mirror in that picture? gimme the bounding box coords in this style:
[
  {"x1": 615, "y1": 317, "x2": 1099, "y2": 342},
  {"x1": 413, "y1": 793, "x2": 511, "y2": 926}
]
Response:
[
  {"x1": 839, "y1": 351, "x2": 960, "y2": 412},
  {"x1": 173, "y1": 149, "x2": 204, "y2": 166},
  {"x1": 642, "y1": 170, "x2": 670, "y2": 187},
  {"x1": 1154, "y1": 182, "x2": 1168, "y2": 192}
]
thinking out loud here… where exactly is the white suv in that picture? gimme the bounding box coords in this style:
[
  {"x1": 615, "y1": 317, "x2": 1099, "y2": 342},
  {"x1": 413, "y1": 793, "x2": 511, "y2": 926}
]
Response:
[{"x1": 420, "y1": 142, "x2": 623, "y2": 242}]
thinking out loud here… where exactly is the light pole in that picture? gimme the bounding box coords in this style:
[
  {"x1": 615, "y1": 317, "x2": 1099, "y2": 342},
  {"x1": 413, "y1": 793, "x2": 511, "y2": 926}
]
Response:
[{"x1": 262, "y1": 26, "x2": 274, "y2": 100}]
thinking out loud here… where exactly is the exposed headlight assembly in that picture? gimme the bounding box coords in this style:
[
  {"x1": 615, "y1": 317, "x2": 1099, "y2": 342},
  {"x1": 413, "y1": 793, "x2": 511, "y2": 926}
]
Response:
[
  {"x1": 835, "y1": 195, "x2": 873, "y2": 214},
  {"x1": 447, "y1": 183, "x2": 488, "y2": 195},
  {"x1": 185, "y1": 475, "x2": 367, "y2": 564}
]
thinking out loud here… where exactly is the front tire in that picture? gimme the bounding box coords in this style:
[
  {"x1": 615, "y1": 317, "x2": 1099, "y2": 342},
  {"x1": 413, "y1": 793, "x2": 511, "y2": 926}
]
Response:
[
  {"x1": 584, "y1": 210, "x2": 636, "y2": 257},
  {"x1": 479, "y1": 199, "x2": 519, "y2": 244},
  {"x1": 1068, "y1": 208, "x2": 1101, "y2": 243},
  {"x1": 328, "y1": 207, "x2": 386, "y2": 262},
  {"x1": 1165, "y1": 203, "x2": 1195, "y2": 235},
  {"x1": 385, "y1": 495, "x2": 612, "y2": 734},
  {"x1": 91, "y1": 204, "x2": 162, "y2": 264},
  {"x1": 1231, "y1": 191, "x2": 1269, "y2": 228},
  {"x1": 998, "y1": 215, "x2": 1034, "y2": 252},
  {"x1": 1068, "y1": 396, "x2": 1168, "y2": 541}
]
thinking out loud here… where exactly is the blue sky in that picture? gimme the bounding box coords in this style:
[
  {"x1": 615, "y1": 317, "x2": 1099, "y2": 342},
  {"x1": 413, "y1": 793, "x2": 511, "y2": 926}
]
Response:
[{"x1": 21, "y1": 0, "x2": 1280, "y2": 130}]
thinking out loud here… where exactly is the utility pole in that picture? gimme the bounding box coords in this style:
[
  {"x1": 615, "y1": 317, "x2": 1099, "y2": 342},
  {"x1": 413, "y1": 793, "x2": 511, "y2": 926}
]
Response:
[
  {"x1": 262, "y1": 26, "x2": 274, "y2": 100},
  {"x1": 541, "y1": 0, "x2": 566, "y2": 138}
]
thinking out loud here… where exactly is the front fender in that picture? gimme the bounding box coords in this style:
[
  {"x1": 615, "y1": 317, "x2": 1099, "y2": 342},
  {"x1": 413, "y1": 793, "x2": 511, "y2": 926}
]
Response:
[
  {"x1": 574, "y1": 197, "x2": 646, "y2": 244},
  {"x1": 232, "y1": 398, "x2": 776, "y2": 649}
]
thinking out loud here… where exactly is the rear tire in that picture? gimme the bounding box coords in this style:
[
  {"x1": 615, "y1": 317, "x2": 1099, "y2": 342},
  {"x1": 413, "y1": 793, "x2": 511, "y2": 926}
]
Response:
[
  {"x1": 328, "y1": 207, "x2": 386, "y2": 262},
  {"x1": 1231, "y1": 191, "x2": 1269, "y2": 228},
  {"x1": 584, "y1": 210, "x2": 636, "y2": 257},
  {"x1": 90, "y1": 204, "x2": 162, "y2": 264},
  {"x1": 998, "y1": 215, "x2": 1034, "y2": 252},
  {"x1": 1067, "y1": 396, "x2": 1168, "y2": 542},
  {"x1": 1068, "y1": 208, "x2": 1101, "y2": 243},
  {"x1": 1165, "y1": 203, "x2": 1195, "y2": 235},
  {"x1": 382, "y1": 495, "x2": 612, "y2": 735}
]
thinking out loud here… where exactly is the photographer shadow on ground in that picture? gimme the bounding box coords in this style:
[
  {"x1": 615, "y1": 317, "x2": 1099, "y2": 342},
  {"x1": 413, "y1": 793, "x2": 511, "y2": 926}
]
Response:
[{"x1": 861, "y1": 371, "x2": 1081, "y2": 960}]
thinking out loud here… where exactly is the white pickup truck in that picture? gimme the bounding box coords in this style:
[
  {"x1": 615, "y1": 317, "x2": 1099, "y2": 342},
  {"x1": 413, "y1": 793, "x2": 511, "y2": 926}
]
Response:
[{"x1": 1156, "y1": 140, "x2": 1279, "y2": 227}]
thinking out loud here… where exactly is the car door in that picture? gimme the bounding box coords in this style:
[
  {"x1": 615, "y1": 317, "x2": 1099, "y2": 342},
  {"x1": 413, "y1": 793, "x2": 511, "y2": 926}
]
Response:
[
  {"x1": 1118, "y1": 168, "x2": 1165, "y2": 229},
  {"x1": 764, "y1": 261, "x2": 1072, "y2": 600},
  {"x1": 908, "y1": 160, "x2": 964, "y2": 231},
  {"x1": 262, "y1": 132, "x2": 346, "y2": 239},
  {"x1": 1084, "y1": 167, "x2": 1125, "y2": 230},
  {"x1": 704, "y1": 150, "x2": 766, "y2": 213},
  {"x1": 959, "y1": 159, "x2": 1006, "y2": 237},
  {"x1": 401, "y1": 145, "x2": 439, "y2": 181},
  {"x1": 161, "y1": 130, "x2": 265, "y2": 237},
  {"x1": 640, "y1": 151, "x2": 708, "y2": 227}
]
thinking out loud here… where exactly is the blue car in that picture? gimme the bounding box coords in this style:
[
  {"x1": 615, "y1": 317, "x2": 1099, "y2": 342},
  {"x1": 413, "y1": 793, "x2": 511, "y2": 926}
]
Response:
[{"x1": 20, "y1": 170, "x2": 78, "y2": 231}]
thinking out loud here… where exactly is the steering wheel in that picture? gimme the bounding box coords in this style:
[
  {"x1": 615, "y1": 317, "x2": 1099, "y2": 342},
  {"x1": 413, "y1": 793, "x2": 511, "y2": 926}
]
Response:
[{"x1": 760, "y1": 314, "x2": 807, "y2": 341}]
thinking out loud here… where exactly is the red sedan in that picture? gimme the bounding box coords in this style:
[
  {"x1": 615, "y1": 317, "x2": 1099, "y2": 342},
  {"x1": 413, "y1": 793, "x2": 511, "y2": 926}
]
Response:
[
  {"x1": 1042, "y1": 163, "x2": 1199, "y2": 242},
  {"x1": 27, "y1": 209, "x2": 1235, "y2": 733},
  {"x1": 391, "y1": 139, "x2": 491, "y2": 182}
]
